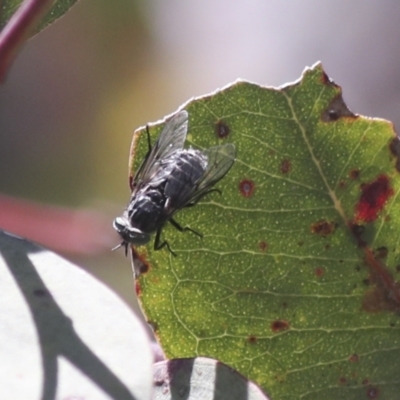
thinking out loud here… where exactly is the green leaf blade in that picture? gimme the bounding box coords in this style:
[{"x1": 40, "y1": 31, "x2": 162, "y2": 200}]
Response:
[{"x1": 132, "y1": 63, "x2": 400, "y2": 399}]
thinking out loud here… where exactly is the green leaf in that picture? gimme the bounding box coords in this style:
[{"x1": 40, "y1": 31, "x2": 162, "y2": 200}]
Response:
[
  {"x1": 0, "y1": 0, "x2": 79, "y2": 33},
  {"x1": 131, "y1": 63, "x2": 400, "y2": 399}
]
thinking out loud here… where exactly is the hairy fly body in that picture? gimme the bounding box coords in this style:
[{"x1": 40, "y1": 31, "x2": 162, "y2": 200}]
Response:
[{"x1": 113, "y1": 110, "x2": 236, "y2": 256}]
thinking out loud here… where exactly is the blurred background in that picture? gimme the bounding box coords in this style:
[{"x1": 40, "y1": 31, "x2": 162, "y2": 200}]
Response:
[{"x1": 1, "y1": 0, "x2": 400, "y2": 314}]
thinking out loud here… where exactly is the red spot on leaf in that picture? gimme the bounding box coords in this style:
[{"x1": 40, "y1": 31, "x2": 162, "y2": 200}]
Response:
[
  {"x1": 239, "y1": 179, "x2": 255, "y2": 198},
  {"x1": 349, "y1": 353, "x2": 359, "y2": 362},
  {"x1": 355, "y1": 175, "x2": 393, "y2": 222},
  {"x1": 280, "y1": 159, "x2": 291, "y2": 174},
  {"x1": 314, "y1": 267, "x2": 325, "y2": 277},
  {"x1": 311, "y1": 220, "x2": 337, "y2": 237},
  {"x1": 271, "y1": 320, "x2": 289, "y2": 332},
  {"x1": 135, "y1": 281, "x2": 142, "y2": 296},
  {"x1": 215, "y1": 120, "x2": 230, "y2": 139},
  {"x1": 258, "y1": 241, "x2": 268, "y2": 251},
  {"x1": 362, "y1": 379, "x2": 370, "y2": 386}
]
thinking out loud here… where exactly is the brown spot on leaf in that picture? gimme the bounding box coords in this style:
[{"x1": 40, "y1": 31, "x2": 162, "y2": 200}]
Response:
[
  {"x1": 298, "y1": 241, "x2": 304, "y2": 247},
  {"x1": 362, "y1": 379, "x2": 370, "y2": 386},
  {"x1": 396, "y1": 265, "x2": 400, "y2": 273},
  {"x1": 315, "y1": 267, "x2": 325, "y2": 277},
  {"x1": 271, "y1": 320, "x2": 289, "y2": 332},
  {"x1": 215, "y1": 120, "x2": 230, "y2": 139},
  {"x1": 280, "y1": 159, "x2": 291, "y2": 174},
  {"x1": 366, "y1": 386, "x2": 380, "y2": 399},
  {"x1": 339, "y1": 180, "x2": 346, "y2": 189},
  {"x1": 362, "y1": 249, "x2": 400, "y2": 312},
  {"x1": 389, "y1": 136, "x2": 400, "y2": 172},
  {"x1": 247, "y1": 335, "x2": 257, "y2": 343},
  {"x1": 321, "y1": 71, "x2": 330, "y2": 84},
  {"x1": 239, "y1": 179, "x2": 255, "y2": 198},
  {"x1": 258, "y1": 241, "x2": 268, "y2": 252},
  {"x1": 131, "y1": 248, "x2": 150, "y2": 276},
  {"x1": 349, "y1": 353, "x2": 359, "y2": 362},
  {"x1": 311, "y1": 220, "x2": 337, "y2": 237},
  {"x1": 147, "y1": 320, "x2": 159, "y2": 332},
  {"x1": 321, "y1": 94, "x2": 357, "y2": 122},
  {"x1": 349, "y1": 169, "x2": 361, "y2": 180},
  {"x1": 355, "y1": 175, "x2": 393, "y2": 222},
  {"x1": 339, "y1": 376, "x2": 347, "y2": 385},
  {"x1": 349, "y1": 222, "x2": 367, "y2": 247},
  {"x1": 374, "y1": 246, "x2": 388, "y2": 259},
  {"x1": 325, "y1": 244, "x2": 331, "y2": 250}
]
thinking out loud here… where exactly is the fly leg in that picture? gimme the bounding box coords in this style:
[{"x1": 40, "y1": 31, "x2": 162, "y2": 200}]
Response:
[
  {"x1": 169, "y1": 218, "x2": 203, "y2": 238},
  {"x1": 154, "y1": 227, "x2": 177, "y2": 256},
  {"x1": 130, "y1": 126, "x2": 153, "y2": 191},
  {"x1": 145, "y1": 125, "x2": 152, "y2": 151}
]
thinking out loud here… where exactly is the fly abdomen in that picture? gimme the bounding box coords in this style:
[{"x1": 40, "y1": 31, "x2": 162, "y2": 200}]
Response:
[{"x1": 164, "y1": 150, "x2": 207, "y2": 205}]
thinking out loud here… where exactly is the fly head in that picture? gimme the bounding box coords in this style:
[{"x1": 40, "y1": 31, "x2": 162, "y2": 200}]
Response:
[{"x1": 113, "y1": 216, "x2": 151, "y2": 255}]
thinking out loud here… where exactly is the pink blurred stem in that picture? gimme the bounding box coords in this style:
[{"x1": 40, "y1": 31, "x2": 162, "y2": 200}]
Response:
[{"x1": 0, "y1": 194, "x2": 115, "y2": 255}]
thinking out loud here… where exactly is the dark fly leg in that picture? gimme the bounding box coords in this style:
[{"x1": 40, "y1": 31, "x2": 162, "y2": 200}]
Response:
[
  {"x1": 130, "y1": 125, "x2": 153, "y2": 191},
  {"x1": 154, "y1": 227, "x2": 177, "y2": 256},
  {"x1": 169, "y1": 218, "x2": 203, "y2": 238},
  {"x1": 145, "y1": 125, "x2": 152, "y2": 152}
]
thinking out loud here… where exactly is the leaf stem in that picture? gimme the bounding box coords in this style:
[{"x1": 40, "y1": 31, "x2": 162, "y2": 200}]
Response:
[{"x1": 0, "y1": 0, "x2": 54, "y2": 82}]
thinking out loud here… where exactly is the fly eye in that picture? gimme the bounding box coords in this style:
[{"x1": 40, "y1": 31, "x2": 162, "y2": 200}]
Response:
[
  {"x1": 127, "y1": 229, "x2": 150, "y2": 245},
  {"x1": 113, "y1": 217, "x2": 127, "y2": 232}
]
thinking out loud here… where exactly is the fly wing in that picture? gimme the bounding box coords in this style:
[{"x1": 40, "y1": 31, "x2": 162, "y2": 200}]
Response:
[
  {"x1": 132, "y1": 110, "x2": 188, "y2": 192},
  {"x1": 152, "y1": 110, "x2": 188, "y2": 162},
  {"x1": 177, "y1": 143, "x2": 236, "y2": 208},
  {"x1": 198, "y1": 143, "x2": 236, "y2": 191}
]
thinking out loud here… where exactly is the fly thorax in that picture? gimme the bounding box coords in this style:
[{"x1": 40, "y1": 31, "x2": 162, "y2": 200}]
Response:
[{"x1": 128, "y1": 189, "x2": 166, "y2": 233}]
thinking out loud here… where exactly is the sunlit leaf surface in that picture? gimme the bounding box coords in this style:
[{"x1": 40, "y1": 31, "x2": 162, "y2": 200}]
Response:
[{"x1": 130, "y1": 63, "x2": 400, "y2": 400}]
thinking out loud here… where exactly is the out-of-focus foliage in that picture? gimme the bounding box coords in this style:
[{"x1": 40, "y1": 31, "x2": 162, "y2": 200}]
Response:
[{"x1": 1, "y1": 0, "x2": 79, "y2": 33}]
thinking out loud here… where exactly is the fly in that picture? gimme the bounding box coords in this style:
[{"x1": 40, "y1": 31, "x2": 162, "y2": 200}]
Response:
[{"x1": 113, "y1": 110, "x2": 236, "y2": 256}]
